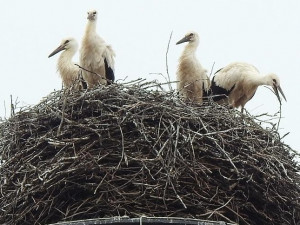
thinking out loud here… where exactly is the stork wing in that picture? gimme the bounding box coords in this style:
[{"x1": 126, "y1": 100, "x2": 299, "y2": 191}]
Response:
[
  {"x1": 104, "y1": 58, "x2": 114, "y2": 84},
  {"x1": 102, "y1": 45, "x2": 115, "y2": 84},
  {"x1": 211, "y1": 76, "x2": 235, "y2": 102}
]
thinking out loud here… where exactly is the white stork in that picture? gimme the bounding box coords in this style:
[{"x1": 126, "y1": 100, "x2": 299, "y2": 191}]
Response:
[
  {"x1": 48, "y1": 38, "x2": 86, "y2": 90},
  {"x1": 176, "y1": 32, "x2": 210, "y2": 104},
  {"x1": 211, "y1": 62, "x2": 287, "y2": 112},
  {"x1": 80, "y1": 10, "x2": 115, "y2": 88}
]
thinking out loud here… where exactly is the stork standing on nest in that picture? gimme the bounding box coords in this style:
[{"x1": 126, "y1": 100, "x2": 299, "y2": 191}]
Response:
[
  {"x1": 80, "y1": 10, "x2": 115, "y2": 88},
  {"x1": 211, "y1": 62, "x2": 287, "y2": 113},
  {"x1": 176, "y1": 32, "x2": 210, "y2": 104},
  {"x1": 48, "y1": 38, "x2": 86, "y2": 90}
]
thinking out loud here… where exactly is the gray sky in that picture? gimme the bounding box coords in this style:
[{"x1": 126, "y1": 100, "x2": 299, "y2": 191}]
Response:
[{"x1": 1, "y1": 0, "x2": 299, "y2": 153}]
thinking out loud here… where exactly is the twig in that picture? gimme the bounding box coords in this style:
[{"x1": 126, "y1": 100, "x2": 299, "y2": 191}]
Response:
[
  {"x1": 165, "y1": 31, "x2": 173, "y2": 91},
  {"x1": 276, "y1": 103, "x2": 282, "y2": 132},
  {"x1": 207, "y1": 136, "x2": 239, "y2": 174},
  {"x1": 208, "y1": 197, "x2": 233, "y2": 219},
  {"x1": 57, "y1": 90, "x2": 68, "y2": 136},
  {"x1": 75, "y1": 64, "x2": 113, "y2": 84},
  {"x1": 10, "y1": 95, "x2": 15, "y2": 117},
  {"x1": 209, "y1": 61, "x2": 215, "y2": 78},
  {"x1": 75, "y1": 64, "x2": 102, "y2": 78},
  {"x1": 3, "y1": 100, "x2": 7, "y2": 119}
]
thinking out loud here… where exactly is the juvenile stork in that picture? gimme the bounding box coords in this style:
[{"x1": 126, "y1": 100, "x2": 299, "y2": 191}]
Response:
[
  {"x1": 211, "y1": 62, "x2": 287, "y2": 112},
  {"x1": 80, "y1": 10, "x2": 115, "y2": 88},
  {"x1": 48, "y1": 38, "x2": 85, "y2": 89},
  {"x1": 176, "y1": 32, "x2": 210, "y2": 104}
]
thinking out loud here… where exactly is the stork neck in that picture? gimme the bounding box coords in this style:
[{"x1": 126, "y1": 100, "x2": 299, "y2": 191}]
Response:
[
  {"x1": 247, "y1": 73, "x2": 271, "y2": 86},
  {"x1": 59, "y1": 50, "x2": 76, "y2": 65},
  {"x1": 261, "y1": 73, "x2": 276, "y2": 86},
  {"x1": 183, "y1": 41, "x2": 199, "y2": 55},
  {"x1": 85, "y1": 20, "x2": 97, "y2": 34},
  {"x1": 181, "y1": 42, "x2": 198, "y2": 60}
]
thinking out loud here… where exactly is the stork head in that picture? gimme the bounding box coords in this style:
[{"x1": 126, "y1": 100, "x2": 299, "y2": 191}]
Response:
[
  {"x1": 266, "y1": 73, "x2": 287, "y2": 104},
  {"x1": 176, "y1": 32, "x2": 199, "y2": 45},
  {"x1": 87, "y1": 10, "x2": 98, "y2": 21},
  {"x1": 48, "y1": 38, "x2": 78, "y2": 58}
]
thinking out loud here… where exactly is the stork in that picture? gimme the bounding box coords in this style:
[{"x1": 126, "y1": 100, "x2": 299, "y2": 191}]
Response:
[
  {"x1": 176, "y1": 32, "x2": 210, "y2": 104},
  {"x1": 48, "y1": 38, "x2": 86, "y2": 90},
  {"x1": 80, "y1": 10, "x2": 115, "y2": 88},
  {"x1": 211, "y1": 62, "x2": 287, "y2": 112}
]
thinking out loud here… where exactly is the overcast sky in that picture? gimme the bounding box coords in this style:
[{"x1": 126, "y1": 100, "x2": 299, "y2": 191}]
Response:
[{"x1": 0, "y1": 0, "x2": 299, "y2": 154}]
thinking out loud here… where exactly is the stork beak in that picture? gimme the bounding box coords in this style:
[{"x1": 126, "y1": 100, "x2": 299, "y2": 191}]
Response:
[
  {"x1": 176, "y1": 36, "x2": 190, "y2": 45},
  {"x1": 273, "y1": 85, "x2": 287, "y2": 104},
  {"x1": 87, "y1": 13, "x2": 93, "y2": 20},
  {"x1": 48, "y1": 44, "x2": 65, "y2": 58},
  {"x1": 87, "y1": 13, "x2": 96, "y2": 21}
]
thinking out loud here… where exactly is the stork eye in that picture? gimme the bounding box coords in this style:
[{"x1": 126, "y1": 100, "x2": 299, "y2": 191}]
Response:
[
  {"x1": 64, "y1": 40, "x2": 70, "y2": 44},
  {"x1": 189, "y1": 33, "x2": 194, "y2": 37},
  {"x1": 93, "y1": 11, "x2": 97, "y2": 15},
  {"x1": 272, "y1": 79, "x2": 277, "y2": 84}
]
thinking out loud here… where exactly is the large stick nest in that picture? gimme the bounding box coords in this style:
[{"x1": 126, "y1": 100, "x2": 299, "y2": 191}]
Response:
[{"x1": 0, "y1": 80, "x2": 299, "y2": 225}]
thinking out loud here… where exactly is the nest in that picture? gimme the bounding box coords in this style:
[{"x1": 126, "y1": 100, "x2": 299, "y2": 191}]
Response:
[{"x1": 0, "y1": 79, "x2": 299, "y2": 225}]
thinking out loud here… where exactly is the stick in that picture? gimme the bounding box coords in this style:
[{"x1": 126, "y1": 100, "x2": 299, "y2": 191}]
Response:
[
  {"x1": 208, "y1": 197, "x2": 233, "y2": 218},
  {"x1": 10, "y1": 95, "x2": 15, "y2": 117},
  {"x1": 57, "y1": 89, "x2": 69, "y2": 136},
  {"x1": 75, "y1": 64, "x2": 113, "y2": 84},
  {"x1": 165, "y1": 31, "x2": 173, "y2": 91},
  {"x1": 209, "y1": 61, "x2": 215, "y2": 78}
]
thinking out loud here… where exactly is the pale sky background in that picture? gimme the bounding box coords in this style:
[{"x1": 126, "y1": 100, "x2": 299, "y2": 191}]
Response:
[{"x1": 0, "y1": 0, "x2": 299, "y2": 154}]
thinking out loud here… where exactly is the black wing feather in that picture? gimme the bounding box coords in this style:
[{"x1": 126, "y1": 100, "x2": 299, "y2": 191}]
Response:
[
  {"x1": 203, "y1": 82, "x2": 211, "y2": 97},
  {"x1": 104, "y1": 58, "x2": 115, "y2": 85},
  {"x1": 211, "y1": 76, "x2": 235, "y2": 102},
  {"x1": 214, "y1": 67, "x2": 223, "y2": 75}
]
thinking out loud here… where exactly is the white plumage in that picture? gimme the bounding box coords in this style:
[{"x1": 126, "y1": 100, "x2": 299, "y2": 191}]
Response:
[
  {"x1": 211, "y1": 62, "x2": 287, "y2": 112},
  {"x1": 176, "y1": 32, "x2": 210, "y2": 104},
  {"x1": 80, "y1": 10, "x2": 115, "y2": 88},
  {"x1": 48, "y1": 38, "x2": 84, "y2": 89}
]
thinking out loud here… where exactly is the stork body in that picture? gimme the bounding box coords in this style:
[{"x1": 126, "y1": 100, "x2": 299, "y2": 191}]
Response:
[
  {"x1": 176, "y1": 32, "x2": 210, "y2": 104},
  {"x1": 48, "y1": 38, "x2": 85, "y2": 89},
  {"x1": 80, "y1": 10, "x2": 115, "y2": 88},
  {"x1": 211, "y1": 62, "x2": 286, "y2": 112}
]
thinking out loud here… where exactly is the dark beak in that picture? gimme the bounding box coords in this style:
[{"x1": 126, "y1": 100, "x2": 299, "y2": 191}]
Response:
[
  {"x1": 87, "y1": 13, "x2": 95, "y2": 21},
  {"x1": 48, "y1": 44, "x2": 65, "y2": 58},
  {"x1": 176, "y1": 36, "x2": 190, "y2": 45},
  {"x1": 273, "y1": 85, "x2": 287, "y2": 104}
]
